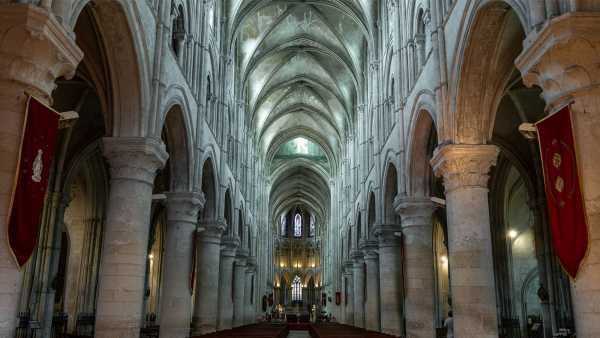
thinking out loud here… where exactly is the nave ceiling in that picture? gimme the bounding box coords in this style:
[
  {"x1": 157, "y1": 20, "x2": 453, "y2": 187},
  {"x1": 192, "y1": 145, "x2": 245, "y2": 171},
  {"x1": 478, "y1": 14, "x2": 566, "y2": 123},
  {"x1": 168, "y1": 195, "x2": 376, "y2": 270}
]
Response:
[{"x1": 228, "y1": 0, "x2": 372, "y2": 228}]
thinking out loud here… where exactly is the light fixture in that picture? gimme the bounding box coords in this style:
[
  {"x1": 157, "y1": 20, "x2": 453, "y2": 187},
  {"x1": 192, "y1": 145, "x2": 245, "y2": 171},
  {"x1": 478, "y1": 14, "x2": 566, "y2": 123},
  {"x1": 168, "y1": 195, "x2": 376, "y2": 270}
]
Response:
[
  {"x1": 508, "y1": 229, "x2": 518, "y2": 239},
  {"x1": 148, "y1": 253, "x2": 154, "y2": 260},
  {"x1": 440, "y1": 255, "x2": 447, "y2": 264}
]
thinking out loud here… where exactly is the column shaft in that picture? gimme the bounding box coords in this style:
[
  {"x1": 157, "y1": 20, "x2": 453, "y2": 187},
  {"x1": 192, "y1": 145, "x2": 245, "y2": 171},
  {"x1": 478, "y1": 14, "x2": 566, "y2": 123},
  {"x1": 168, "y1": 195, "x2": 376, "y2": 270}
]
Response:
[
  {"x1": 343, "y1": 264, "x2": 354, "y2": 325},
  {"x1": 375, "y1": 226, "x2": 403, "y2": 336},
  {"x1": 95, "y1": 137, "x2": 168, "y2": 338},
  {"x1": 217, "y1": 237, "x2": 238, "y2": 331},
  {"x1": 516, "y1": 14, "x2": 600, "y2": 337},
  {"x1": 352, "y1": 253, "x2": 365, "y2": 328},
  {"x1": 159, "y1": 192, "x2": 204, "y2": 338},
  {"x1": 244, "y1": 266, "x2": 254, "y2": 324},
  {"x1": 0, "y1": 5, "x2": 81, "y2": 337},
  {"x1": 431, "y1": 144, "x2": 500, "y2": 338},
  {"x1": 364, "y1": 250, "x2": 380, "y2": 332},
  {"x1": 192, "y1": 222, "x2": 224, "y2": 335},
  {"x1": 233, "y1": 256, "x2": 247, "y2": 327},
  {"x1": 396, "y1": 199, "x2": 435, "y2": 338}
]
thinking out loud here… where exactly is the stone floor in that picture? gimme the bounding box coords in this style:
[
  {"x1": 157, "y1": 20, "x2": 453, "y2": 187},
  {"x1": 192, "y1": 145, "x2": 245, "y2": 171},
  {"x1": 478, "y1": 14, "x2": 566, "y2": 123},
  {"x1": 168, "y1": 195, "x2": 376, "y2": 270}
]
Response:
[{"x1": 288, "y1": 330, "x2": 310, "y2": 338}]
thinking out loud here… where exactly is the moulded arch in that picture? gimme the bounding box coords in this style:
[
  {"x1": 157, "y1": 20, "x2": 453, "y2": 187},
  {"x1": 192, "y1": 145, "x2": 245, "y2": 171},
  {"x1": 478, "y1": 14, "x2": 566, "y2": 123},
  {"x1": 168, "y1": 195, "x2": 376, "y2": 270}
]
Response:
[
  {"x1": 449, "y1": 1, "x2": 527, "y2": 144},
  {"x1": 69, "y1": 0, "x2": 151, "y2": 136},
  {"x1": 407, "y1": 109, "x2": 436, "y2": 197},
  {"x1": 383, "y1": 162, "x2": 399, "y2": 224},
  {"x1": 161, "y1": 104, "x2": 192, "y2": 192},
  {"x1": 200, "y1": 158, "x2": 218, "y2": 221}
]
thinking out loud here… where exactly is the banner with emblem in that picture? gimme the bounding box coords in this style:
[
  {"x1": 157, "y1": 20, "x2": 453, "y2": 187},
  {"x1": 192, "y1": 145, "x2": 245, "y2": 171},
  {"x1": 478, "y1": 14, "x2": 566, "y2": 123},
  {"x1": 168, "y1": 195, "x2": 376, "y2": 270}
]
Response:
[
  {"x1": 7, "y1": 96, "x2": 61, "y2": 268},
  {"x1": 536, "y1": 105, "x2": 589, "y2": 279}
]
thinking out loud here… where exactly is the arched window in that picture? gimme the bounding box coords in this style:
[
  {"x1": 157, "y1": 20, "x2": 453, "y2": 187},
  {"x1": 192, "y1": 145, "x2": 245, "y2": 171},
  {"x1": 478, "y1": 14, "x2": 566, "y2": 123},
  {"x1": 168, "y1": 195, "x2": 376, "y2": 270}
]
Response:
[
  {"x1": 310, "y1": 214, "x2": 315, "y2": 237},
  {"x1": 292, "y1": 276, "x2": 302, "y2": 301},
  {"x1": 294, "y1": 213, "x2": 302, "y2": 237},
  {"x1": 280, "y1": 214, "x2": 287, "y2": 236}
]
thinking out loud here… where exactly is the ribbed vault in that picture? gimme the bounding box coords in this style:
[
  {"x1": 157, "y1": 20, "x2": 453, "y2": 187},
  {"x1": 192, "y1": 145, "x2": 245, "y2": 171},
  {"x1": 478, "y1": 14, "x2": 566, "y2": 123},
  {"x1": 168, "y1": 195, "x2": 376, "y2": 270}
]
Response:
[{"x1": 230, "y1": 0, "x2": 368, "y2": 230}]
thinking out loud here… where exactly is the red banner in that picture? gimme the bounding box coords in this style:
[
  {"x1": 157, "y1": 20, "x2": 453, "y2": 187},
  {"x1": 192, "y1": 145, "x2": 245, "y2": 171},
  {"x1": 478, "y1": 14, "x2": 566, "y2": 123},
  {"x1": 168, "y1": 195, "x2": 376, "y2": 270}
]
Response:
[
  {"x1": 8, "y1": 96, "x2": 60, "y2": 268},
  {"x1": 536, "y1": 105, "x2": 589, "y2": 279},
  {"x1": 335, "y1": 291, "x2": 341, "y2": 305}
]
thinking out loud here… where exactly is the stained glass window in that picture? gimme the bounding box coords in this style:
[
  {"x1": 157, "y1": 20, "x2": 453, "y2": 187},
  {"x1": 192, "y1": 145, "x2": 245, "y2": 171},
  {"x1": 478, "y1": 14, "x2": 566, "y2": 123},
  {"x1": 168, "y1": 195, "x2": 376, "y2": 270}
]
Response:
[
  {"x1": 310, "y1": 214, "x2": 315, "y2": 237},
  {"x1": 294, "y1": 213, "x2": 302, "y2": 237},
  {"x1": 292, "y1": 276, "x2": 302, "y2": 301}
]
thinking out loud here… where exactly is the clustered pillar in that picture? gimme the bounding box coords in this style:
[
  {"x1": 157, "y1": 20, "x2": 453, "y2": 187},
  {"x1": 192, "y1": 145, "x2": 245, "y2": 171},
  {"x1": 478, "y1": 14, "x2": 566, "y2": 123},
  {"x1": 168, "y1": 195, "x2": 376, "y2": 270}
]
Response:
[
  {"x1": 374, "y1": 225, "x2": 403, "y2": 336},
  {"x1": 159, "y1": 192, "x2": 204, "y2": 338},
  {"x1": 95, "y1": 137, "x2": 169, "y2": 338},
  {"x1": 396, "y1": 198, "x2": 436, "y2": 338},
  {"x1": 431, "y1": 144, "x2": 500, "y2": 338},
  {"x1": 192, "y1": 220, "x2": 225, "y2": 335}
]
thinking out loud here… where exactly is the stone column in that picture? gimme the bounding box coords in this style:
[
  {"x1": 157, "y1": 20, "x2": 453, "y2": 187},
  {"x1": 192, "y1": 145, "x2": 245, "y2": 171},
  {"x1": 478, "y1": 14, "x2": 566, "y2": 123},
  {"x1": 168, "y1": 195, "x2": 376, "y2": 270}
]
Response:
[
  {"x1": 217, "y1": 236, "x2": 239, "y2": 331},
  {"x1": 192, "y1": 220, "x2": 225, "y2": 335},
  {"x1": 233, "y1": 252, "x2": 248, "y2": 327},
  {"x1": 0, "y1": 5, "x2": 81, "y2": 337},
  {"x1": 362, "y1": 242, "x2": 380, "y2": 332},
  {"x1": 352, "y1": 251, "x2": 365, "y2": 328},
  {"x1": 374, "y1": 225, "x2": 404, "y2": 336},
  {"x1": 395, "y1": 198, "x2": 436, "y2": 338},
  {"x1": 244, "y1": 257, "x2": 257, "y2": 325},
  {"x1": 159, "y1": 192, "x2": 204, "y2": 338},
  {"x1": 516, "y1": 13, "x2": 600, "y2": 337},
  {"x1": 95, "y1": 137, "x2": 168, "y2": 338},
  {"x1": 431, "y1": 144, "x2": 499, "y2": 338},
  {"x1": 343, "y1": 262, "x2": 354, "y2": 325}
]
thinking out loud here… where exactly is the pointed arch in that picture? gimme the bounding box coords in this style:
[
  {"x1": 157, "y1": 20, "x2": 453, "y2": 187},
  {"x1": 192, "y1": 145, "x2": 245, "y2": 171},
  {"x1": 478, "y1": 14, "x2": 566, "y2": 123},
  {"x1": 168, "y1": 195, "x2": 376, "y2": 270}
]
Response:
[
  {"x1": 200, "y1": 158, "x2": 217, "y2": 221},
  {"x1": 162, "y1": 105, "x2": 191, "y2": 191},
  {"x1": 383, "y1": 162, "x2": 399, "y2": 224}
]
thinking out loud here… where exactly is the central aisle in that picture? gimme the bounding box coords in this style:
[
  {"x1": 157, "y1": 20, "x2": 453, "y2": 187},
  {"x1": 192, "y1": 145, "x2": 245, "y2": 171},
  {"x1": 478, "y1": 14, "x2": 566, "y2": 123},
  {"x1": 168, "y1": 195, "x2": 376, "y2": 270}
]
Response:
[{"x1": 287, "y1": 330, "x2": 310, "y2": 338}]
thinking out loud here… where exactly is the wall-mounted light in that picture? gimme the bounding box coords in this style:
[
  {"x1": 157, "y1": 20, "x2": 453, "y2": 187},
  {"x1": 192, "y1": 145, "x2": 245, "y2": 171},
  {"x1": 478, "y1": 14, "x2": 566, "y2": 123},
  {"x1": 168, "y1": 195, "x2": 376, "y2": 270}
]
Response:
[
  {"x1": 508, "y1": 229, "x2": 518, "y2": 239},
  {"x1": 148, "y1": 253, "x2": 154, "y2": 260}
]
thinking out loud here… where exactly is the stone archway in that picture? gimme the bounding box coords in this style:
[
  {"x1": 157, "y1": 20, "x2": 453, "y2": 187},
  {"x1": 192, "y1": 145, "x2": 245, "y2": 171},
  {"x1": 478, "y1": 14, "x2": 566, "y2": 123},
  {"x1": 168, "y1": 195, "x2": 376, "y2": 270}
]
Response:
[
  {"x1": 452, "y1": 1, "x2": 526, "y2": 144},
  {"x1": 200, "y1": 158, "x2": 218, "y2": 222}
]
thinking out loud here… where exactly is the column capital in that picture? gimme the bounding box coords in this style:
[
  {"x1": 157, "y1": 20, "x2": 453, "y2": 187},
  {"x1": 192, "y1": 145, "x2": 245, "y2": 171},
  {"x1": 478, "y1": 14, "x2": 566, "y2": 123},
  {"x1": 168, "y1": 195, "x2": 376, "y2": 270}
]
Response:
[
  {"x1": 363, "y1": 250, "x2": 379, "y2": 262},
  {"x1": 394, "y1": 197, "x2": 435, "y2": 227},
  {"x1": 516, "y1": 12, "x2": 600, "y2": 107},
  {"x1": 430, "y1": 144, "x2": 499, "y2": 193},
  {"x1": 343, "y1": 260, "x2": 354, "y2": 272},
  {"x1": 165, "y1": 191, "x2": 205, "y2": 224},
  {"x1": 197, "y1": 219, "x2": 226, "y2": 242},
  {"x1": 246, "y1": 256, "x2": 257, "y2": 268},
  {"x1": 373, "y1": 223, "x2": 402, "y2": 247},
  {"x1": 102, "y1": 137, "x2": 168, "y2": 185},
  {"x1": 0, "y1": 5, "x2": 83, "y2": 101},
  {"x1": 221, "y1": 235, "x2": 240, "y2": 255},
  {"x1": 351, "y1": 250, "x2": 364, "y2": 263},
  {"x1": 360, "y1": 240, "x2": 379, "y2": 259},
  {"x1": 236, "y1": 249, "x2": 249, "y2": 261}
]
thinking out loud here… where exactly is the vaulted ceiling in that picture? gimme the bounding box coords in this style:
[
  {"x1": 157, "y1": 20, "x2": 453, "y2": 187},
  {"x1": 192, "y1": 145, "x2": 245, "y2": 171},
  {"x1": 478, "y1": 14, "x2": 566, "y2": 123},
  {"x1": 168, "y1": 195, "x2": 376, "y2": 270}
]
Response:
[{"x1": 229, "y1": 0, "x2": 371, "y2": 228}]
